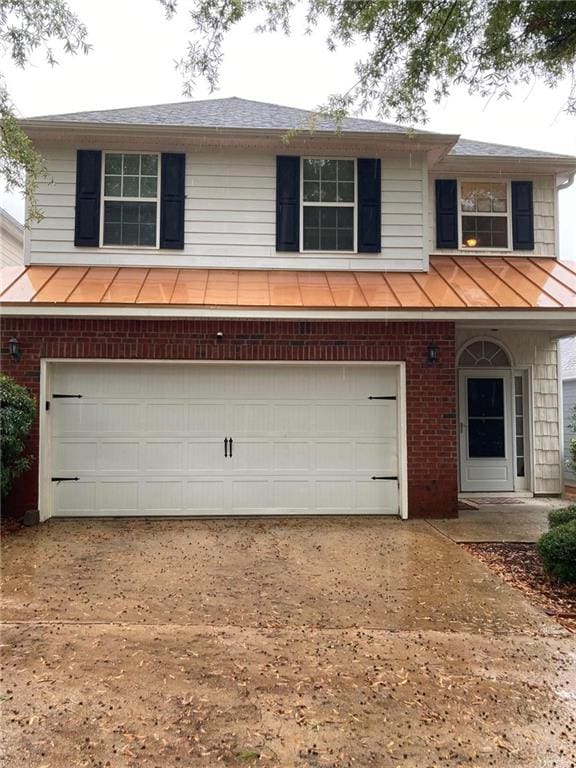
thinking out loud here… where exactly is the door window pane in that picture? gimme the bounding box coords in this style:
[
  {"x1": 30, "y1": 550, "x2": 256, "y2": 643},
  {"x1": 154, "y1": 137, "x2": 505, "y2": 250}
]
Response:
[
  {"x1": 467, "y1": 378, "x2": 504, "y2": 418},
  {"x1": 468, "y1": 418, "x2": 505, "y2": 458},
  {"x1": 467, "y1": 378, "x2": 506, "y2": 458}
]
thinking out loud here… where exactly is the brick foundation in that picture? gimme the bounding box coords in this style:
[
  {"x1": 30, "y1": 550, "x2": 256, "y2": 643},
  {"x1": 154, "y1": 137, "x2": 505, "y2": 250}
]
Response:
[{"x1": 1, "y1": 318, "x2": 458, "y2": 519}]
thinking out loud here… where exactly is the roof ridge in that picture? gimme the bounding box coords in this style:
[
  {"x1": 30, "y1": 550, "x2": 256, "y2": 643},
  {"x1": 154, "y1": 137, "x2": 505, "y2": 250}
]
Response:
[{"x1": 23, "y1": 95, "x2": 426, "y2": 134}]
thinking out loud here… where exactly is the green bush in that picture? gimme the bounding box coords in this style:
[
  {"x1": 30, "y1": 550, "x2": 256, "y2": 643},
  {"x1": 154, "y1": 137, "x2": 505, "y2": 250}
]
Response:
[
  {"x1": 568, "y1": 405, "x2": 576, "y2": 475},
  {"x1": 0, "y1": 374, "x2": 36, "y2": 498},
  {"x1": 537, "y1": 520, "x2": 576, "y2": 583},
  {"x1": 548, "y1": 506, "x2": 576, "y2": 529},
  {"x1": 569, "y1": 436, "x2": 576, "y2": 476}
]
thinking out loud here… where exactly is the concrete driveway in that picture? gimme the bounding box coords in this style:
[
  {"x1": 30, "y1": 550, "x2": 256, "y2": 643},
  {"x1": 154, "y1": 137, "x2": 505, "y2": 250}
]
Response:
[{"x1": 1, "y1": 518, "x2": 574, "y2": 767}]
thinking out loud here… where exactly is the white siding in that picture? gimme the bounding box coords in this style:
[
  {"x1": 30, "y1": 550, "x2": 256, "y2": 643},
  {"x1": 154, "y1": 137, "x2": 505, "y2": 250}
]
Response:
[
  {"x1": 381, "y1": 155, "x2": 427, "y2": 268},
  {"x1": 456, "y1": 329, "x2": 562, "y2": 494},
  {"x1": 1, "y1": 211, "x2": 24, "y2": 266},
  {"x1": 428, "y1": 175, "x2": 556, "y2": 257},
  {"x1": 29, "y1": 147, "x2": 427, "y2": 271}
]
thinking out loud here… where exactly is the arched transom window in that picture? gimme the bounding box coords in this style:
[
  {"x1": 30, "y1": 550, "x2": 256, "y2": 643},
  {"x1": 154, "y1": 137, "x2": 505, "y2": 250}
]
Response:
[{"x1": 459, "y1": 340, "x2": 511, "y2": 367}]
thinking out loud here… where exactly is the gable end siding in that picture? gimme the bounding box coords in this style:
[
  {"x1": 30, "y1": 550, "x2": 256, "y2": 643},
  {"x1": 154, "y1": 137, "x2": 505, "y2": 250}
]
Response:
[{"x1": 30, "y1": 147, "x2": 427, "y2": 270}]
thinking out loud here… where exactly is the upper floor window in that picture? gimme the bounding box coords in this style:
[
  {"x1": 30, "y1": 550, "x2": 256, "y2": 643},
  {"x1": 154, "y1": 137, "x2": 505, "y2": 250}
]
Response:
[
  {"x1": 460, "y1": 181, "x2": 510, "y2": 249},
  {"x1": 102, "y1": 152, "x2": 160, "y2": 247},
  {"x1": 302, "y1": 159, "x2": 356, "y2": 251}
]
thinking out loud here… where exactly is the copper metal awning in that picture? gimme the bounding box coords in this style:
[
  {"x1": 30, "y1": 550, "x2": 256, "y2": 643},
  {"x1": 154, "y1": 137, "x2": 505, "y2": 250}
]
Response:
[{"x1": 1, "y1": 256, "x2": 575, "y2": 311}]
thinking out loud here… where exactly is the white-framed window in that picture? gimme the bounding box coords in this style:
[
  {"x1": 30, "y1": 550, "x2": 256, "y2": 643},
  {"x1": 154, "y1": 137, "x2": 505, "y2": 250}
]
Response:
[
  {"x1": 459, "y1": 180, "x2": 511, "y2": 250},
  {"x1": 514, "y1": 374, "x2": 526, "y2": 478},
  {"x1": 301, "y1": 158, "x2": 356, "y2": 252},
  {"x1": 101, "y1": 152, "x2": 160, "y2": 248}
]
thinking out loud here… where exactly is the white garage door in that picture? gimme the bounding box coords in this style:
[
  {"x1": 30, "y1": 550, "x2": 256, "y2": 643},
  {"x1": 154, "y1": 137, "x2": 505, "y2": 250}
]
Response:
[{"x1": 48, "y1": 363, "x2": 400, "y2": 516}]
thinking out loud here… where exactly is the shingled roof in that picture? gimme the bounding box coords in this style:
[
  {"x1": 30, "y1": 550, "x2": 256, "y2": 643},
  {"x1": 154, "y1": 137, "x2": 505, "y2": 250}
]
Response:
[
  {"x1": 450, "y1": 137, "x2": 575, "y2": 160},
  {"x1": 25, "y1": 96, "x2": 427, "y2": 135},
  {"x1": 23, "y1": 96, "x2": 576, "y2": 161}
]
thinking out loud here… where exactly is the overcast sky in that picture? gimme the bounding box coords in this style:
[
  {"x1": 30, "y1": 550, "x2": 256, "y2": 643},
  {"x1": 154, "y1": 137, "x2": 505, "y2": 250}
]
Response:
[{"x1": 2, "y1": 0, "x2": 575, "y2": 258}]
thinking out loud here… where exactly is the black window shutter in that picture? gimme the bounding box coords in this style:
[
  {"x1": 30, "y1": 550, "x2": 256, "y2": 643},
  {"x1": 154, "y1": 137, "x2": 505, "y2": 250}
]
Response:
[
  {"x1": 276, "y1": 156, "x2": 300, "y2": 251},
  {"x1": 74, "y1": 150, "x2": 102, "y2": 247},
  {"x1": 435, "y1": 179, "x2": 458, "y2": 249},
  {"x1": 160, "y1": 153, "x2": 186, "y2": 250},
  {"x1": 511, "y1": 181, "x2": 534, "y2": 251},
  {"x1": 357, "y1": 158, "x2": 381, "y2": 253}
]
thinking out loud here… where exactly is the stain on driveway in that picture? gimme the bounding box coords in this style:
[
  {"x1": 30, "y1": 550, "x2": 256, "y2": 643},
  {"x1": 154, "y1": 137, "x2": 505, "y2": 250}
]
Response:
[{"x1": 1, "y1": 518, "x2": 574, "y2": 767}]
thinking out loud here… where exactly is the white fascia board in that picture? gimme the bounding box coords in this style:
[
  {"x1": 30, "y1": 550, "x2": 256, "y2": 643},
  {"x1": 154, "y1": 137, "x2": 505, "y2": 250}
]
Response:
[
  {"x1": 432, "y1": 156, "x2": 576, "y2": 177},
  {"x1": 20, "y1": 121, "x2": 459, "y2": 157},
  {"x1": 2, "y1": 303, "x2": 576, "y2": 329}
]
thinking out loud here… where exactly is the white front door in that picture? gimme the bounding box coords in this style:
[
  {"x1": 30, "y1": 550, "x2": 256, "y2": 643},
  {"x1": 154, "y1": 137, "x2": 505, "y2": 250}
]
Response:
[
  {"x1": 459, "y1": 371, "x2": 514, "y2": 492},
  {"x1": 48, "y1": 362, "x2": 401, "y2": 517}
]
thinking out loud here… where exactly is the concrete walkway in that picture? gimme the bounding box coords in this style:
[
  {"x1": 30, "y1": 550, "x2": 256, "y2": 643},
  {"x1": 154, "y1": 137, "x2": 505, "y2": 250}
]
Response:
[
  {"x1": 1, "y1": 517, "x2": 574, "y2": 768},
  {"x1": 430, "y1": 497, "x2": 567, "y2": 542}
]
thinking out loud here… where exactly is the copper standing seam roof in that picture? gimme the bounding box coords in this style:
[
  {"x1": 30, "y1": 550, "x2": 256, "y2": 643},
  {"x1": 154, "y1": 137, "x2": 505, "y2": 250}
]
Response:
[{"x1": 1, "y1": 257, "x2": 576, "y2": 310}]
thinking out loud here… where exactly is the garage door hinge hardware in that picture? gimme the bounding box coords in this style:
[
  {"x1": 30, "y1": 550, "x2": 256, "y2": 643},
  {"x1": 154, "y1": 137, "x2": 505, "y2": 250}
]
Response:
[
  {"x1": 51, "y1": 477, "x2": 79, "y2": 482},
  {"x1": 52, "y1": 394, "x2": 83, "y2": 398},
  {"x1": 47, "y1": 394, "x2": 83, "y2": 411},
  {"x1": 368, "y1": 396, "x2": 396, "y2": 400}
]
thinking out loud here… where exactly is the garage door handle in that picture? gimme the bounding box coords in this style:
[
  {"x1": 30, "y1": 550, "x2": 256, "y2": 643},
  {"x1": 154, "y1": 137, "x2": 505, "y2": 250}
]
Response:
[
  {"x1": 224, "y1": 437, "x2": 229, "y2": 458},
  {"x1": 51, "y1": 477, "x2": 79, "y2": 482},
  {"x1": 371, "y1": 476, "x2": 398, "y2": 480},
  {"x1": 229, "y1": 437, "x2": 233, "y2": 457}
]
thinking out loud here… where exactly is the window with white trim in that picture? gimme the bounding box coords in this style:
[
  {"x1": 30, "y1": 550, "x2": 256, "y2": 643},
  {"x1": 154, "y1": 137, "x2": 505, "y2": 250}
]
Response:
[
  {"x1": 302, "y1": 159, "x2": 356, "y2": 251},
  {"x1": 102, "y1": 153, "x2": 160, "y2": 247},
  {"x1": 514, "y1": 375, "x2": 526, "y2": 477},
  {"x1": 460, "y1": 181, "x2": 509, "y2": 249}
]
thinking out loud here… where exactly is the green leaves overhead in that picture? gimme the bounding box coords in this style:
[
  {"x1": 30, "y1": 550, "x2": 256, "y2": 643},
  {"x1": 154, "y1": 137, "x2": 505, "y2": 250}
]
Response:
[
  {"x1": 0, "y1": 0, "x2": 91, "y2": 222},
  {"x1": 163, "y1": 0, "x2": 576, "y2": 122}
]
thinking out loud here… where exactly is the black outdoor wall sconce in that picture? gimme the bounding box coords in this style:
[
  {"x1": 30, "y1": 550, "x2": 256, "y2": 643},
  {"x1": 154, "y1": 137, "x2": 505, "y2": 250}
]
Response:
[
  {"x1": 427, "y1": 343, "x2": 438, "y2": 365},
  {"x1": 8, "y1": 337, "x2": 21, "y2": 361}
]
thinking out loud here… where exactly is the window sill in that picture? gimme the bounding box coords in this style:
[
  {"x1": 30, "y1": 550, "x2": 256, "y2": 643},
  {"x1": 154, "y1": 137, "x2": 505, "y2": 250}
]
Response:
[
  {"x1": 432, "y1": 248, "x2": 515, "y2": 256},
  {"x1": 98, "y1": 245, "x2": 160, "y2": 250},
  {"x1": 301, "y1": 250, "x2": 358, "y2": 255}
]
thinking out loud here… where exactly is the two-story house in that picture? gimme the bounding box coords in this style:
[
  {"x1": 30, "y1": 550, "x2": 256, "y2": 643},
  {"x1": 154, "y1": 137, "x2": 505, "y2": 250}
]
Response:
[{"x1": 1, "y1": 97, "x2": 575, "y2": 522}]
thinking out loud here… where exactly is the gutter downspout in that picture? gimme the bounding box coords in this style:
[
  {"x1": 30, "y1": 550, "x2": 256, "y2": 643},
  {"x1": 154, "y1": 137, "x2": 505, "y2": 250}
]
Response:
[
  {"x1": 556, "y1": 171, "x2": 576, "y2": 260},
  {"x1": 557, "y1": 172, "x2": 576, "y2": 192}
]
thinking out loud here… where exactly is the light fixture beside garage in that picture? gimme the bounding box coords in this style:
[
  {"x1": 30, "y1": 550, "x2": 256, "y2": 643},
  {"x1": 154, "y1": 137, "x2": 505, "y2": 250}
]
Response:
[
  {"x1": 8, "y1": 337, "x2": 21, "y2": 361},
  {"x1": 427, "y1": 343, "x2": 438, "y2": 365}
]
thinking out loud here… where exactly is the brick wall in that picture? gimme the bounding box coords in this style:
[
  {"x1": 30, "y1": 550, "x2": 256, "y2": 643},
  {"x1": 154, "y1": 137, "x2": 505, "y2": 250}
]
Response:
[{"x1": 1, "y1": 318, "x2": 458, "y2": 519}]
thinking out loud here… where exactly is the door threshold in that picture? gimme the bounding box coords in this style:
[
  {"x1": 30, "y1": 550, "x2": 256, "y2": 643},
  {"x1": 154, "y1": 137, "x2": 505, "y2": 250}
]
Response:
[{"x1": 458, "y1": 491, "x2": 533, "y2": 499}]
